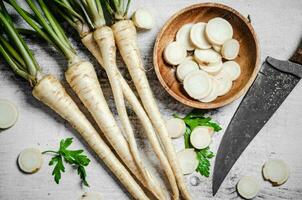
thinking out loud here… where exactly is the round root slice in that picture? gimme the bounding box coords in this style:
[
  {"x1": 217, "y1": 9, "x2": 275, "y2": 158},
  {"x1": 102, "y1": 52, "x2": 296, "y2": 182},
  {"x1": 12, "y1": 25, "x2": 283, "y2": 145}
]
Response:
[
  {"x1": 212, "y1": 44, "x2": 222, "y2": 53},
  {"x1": 215, "y1": 71, "x2": 233, "y2": 96},
  {"x1": 193, "y1": 126, "x2": 214, "y2": 138},
  {"x1": 176, "y1": 60, "x2": 199, "y2": 82},
  {"x1": 194, "y1": 49, "x2": 221, "y2": 65},
  {"x1": 237, "y1": 176, "x2": 260, "y2": 199},
  {"x1": 18, "y1": 148, "x2": 43, "y2": 174},
  {"x1": 222, "y1": 61, "x2": 241, "y2": 81},
  {"x1": 206, "y1": 17, "x2": 233, "y2": 45},
  {"x1": 0, "y1": 100, "x2": 18, "y2": 129},
  {"x1": 190, "y1": 126, "x2": 212, "y2": 149},
  {"x1": 222, "y1": 39, "x2": 240, "y2": 60},
  {"x1": 166, "y1": 118, "x2": 186, "y2": 138},
  {"x1": 164, "y1": 41, "x2": 187, "y2": 65},
  {"x1": 176, "y1": 23, "x2": 195, "y2": 51},
  {"x1": 132, "y1": 8, "x2": 154, "y2": 29},
  {"x1": 190, "y1": 22, "x2": 211, "y2": 49},
  {"x1": 199, "y1": 78, "x2": 219, "y2": 103},
  {"x1": 81, "y1": 192, "x2": 102, "y2": 200},
  {"x1": 262, "y1": 159, "x2": 289, "y2": 186},
  {"x1": 199, "y1": 59, "x2": 223, "y2": 75},
  {"x1": 183, "y1": 70, "x2": 212, "y2": 99},
  {"x1": 177, "y1": 149, "x2": 199, "y2": 175}
]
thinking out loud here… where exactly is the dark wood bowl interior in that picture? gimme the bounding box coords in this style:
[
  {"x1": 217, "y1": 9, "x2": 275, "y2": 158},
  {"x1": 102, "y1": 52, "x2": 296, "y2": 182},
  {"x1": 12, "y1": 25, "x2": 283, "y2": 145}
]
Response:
[{"x1": 153, "y1": 3, "x2": 260, "y2": 109}]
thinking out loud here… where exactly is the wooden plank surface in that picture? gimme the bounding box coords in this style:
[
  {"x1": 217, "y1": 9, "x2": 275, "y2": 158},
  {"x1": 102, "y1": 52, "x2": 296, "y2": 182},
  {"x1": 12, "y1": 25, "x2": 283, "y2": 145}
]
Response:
[{"x1": 0, "y1": 0, "x2": 302, "y2": 199}]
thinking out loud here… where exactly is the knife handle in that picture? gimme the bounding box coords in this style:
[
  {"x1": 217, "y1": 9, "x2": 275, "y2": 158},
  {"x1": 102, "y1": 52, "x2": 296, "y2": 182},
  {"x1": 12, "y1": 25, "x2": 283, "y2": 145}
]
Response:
[{"x1": 290, "y1": 39, "x2": 302, "y2": 65}]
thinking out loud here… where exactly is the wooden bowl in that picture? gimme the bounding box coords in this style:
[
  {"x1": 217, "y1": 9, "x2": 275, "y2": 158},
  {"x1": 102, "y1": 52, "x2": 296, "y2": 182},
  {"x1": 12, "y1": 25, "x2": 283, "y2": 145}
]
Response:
[{"x1": 153, "y1": 3, "x2": 260, "y2": 109}]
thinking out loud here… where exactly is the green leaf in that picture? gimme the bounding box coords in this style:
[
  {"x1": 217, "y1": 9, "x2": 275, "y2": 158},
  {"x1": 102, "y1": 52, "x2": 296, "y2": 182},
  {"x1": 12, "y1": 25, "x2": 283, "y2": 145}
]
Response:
[
  {"x1": 184, "y1": 109, "x2": 207, "y2": 120},
  {"x1": 45, "y1": 137, "x2": 90, "y2": 186},
  {"x1": 78, "y1": 165, "x2": 89, "y2": 187},
  {"x1": 174, "y1": 109, "x2": 221, "y2": 178},
  {"x1": 49, "y1": 155, "x2": 65, "y2": 184},
  {"x1": 59, "y1": 138, "x2": 73, "y2": 150},
  {"x1": 196, "y1": 148, "x2": 214, "y2": 177}
]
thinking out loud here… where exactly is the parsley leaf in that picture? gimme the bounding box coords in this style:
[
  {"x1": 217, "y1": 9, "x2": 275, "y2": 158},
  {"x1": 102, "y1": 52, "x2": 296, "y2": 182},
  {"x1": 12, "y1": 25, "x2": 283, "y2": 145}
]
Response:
[
  {"x1": 174, "y1": 109, "x2": 221, "y2": 177},
  {"x1": 196, "y1": 147, "x2": 214, "y2": 177},
  {"x1": 43, "y1": 138, "x2": 90, "y2": 186}
]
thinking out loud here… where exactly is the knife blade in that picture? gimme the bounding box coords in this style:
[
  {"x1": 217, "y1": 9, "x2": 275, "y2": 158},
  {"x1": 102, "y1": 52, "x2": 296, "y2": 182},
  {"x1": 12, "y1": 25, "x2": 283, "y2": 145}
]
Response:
[{"x1": 212, "y1": 39, "x2": 302, "y2": 195}]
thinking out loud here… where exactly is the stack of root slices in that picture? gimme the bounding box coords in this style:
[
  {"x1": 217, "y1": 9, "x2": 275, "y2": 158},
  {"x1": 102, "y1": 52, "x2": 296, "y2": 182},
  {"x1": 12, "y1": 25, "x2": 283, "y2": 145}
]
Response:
[{"x1": 163, "y1": 17, "x2": 241, "y2": 103}]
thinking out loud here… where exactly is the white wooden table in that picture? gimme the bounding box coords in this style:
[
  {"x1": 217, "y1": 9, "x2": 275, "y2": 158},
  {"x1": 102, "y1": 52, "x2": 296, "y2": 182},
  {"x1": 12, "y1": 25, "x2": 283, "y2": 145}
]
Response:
[{"x1": 0, "y1": 0, "x2": 302, "y2": 199}]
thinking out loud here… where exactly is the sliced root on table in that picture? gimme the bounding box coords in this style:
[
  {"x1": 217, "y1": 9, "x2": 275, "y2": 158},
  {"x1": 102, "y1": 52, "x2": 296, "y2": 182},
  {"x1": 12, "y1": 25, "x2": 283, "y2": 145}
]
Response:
[
  {"x1": 194, "y1": 49, "x2": 221, "y2": 65},
  {"x1": 0, "y1": 100, "x2": 18, "y2": 129},
  {"x1": 164, "y1": 41, "x2": 187, "y2": 65},
  {"x1": 190, "y1": 22, "x2": 211, "y2": 49},
  {"x1": 166, "y1": 118, "x2": 186, "y2": 138},
  {"x1": 206, "y1": 17, "x2": 233, "y2": 45},
  {"x1": 176, "y1": 23, "x2": 195, "y2": 51},
  {"x1": 237, "y1": 176, "x2": 260, "y2": 199},
  {"x1": 222, "y1": 61, "x2": 241, "y2": 81},
  {"x1": 81, "y1": 192, "x2": 102, "y2": 200},
  {"x1": 199, "y1": 59, "x2": 223, "y2": 75},
  {"x1": 18, "y1": 148, "x2": 43, "y2": 174},
  {"x1": 199, "y1": 77, "x2": 219, "y2": 103},
  {"x1": 176, "y1": 60, "x2": 199, "y2": 82},
  {"x1": 184, "y1": 70, "x2": 212, "y2": 99},
  {"x1": 177, "y1": 149, "x2": 199, "y2": 175},
  {"x1": 132, "y1": 8, "x2": 154, "y2": 29},
  {"x1": 221, "y1": 39, "x2": 240, "y2": 60},
  {"x1": 190, "y1": 126, "x2": 212, "y2": 149},
  {"x1": 262, "y1": 159, "x2": 289, "y2": 186}
]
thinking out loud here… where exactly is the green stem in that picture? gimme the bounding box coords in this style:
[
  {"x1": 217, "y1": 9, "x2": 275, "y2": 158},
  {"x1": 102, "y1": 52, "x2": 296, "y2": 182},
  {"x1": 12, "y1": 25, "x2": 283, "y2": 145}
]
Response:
[
  {"x1": 26, "y1": 0, "x2": 76, "y2": 60},
  {"x1": 0, "y1": 43, "x2": 34, "y2": 83},
  {"x1": 85, "y1": 0, "x2": 105, "y2": 28},
  {"x1": 42, "y1": 150, "x2": 59, "y2": 154},
  {"x1": 0, "y1": 12, "x2": 37, "y2": 77},
  {"x1": 37, "y1": 0, "x2": 74, "y2": 52}
]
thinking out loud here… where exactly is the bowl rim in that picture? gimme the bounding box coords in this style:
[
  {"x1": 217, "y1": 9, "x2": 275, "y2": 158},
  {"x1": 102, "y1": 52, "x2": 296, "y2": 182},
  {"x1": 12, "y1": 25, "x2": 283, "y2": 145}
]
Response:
[{"x1": 153, "y1": 2, "x2": 260, "y2": 109}]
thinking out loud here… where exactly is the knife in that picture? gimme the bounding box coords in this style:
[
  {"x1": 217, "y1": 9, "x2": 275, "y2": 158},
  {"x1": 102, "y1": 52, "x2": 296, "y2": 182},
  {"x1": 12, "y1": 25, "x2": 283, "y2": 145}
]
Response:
[{"x1": 212, "y1": 39, "x2": 302, "y2": 195}]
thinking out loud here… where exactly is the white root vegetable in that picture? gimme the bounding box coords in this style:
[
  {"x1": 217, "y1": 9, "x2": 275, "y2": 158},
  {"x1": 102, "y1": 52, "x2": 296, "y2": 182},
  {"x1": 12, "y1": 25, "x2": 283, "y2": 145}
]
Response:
[
  {"x1": 190, "y1": 22, "x2": 211, "y2": 49},
  {"x1": 199, "y1": 77, "x2": 219, "y2": 103},
  {"x1": 183, "y1": 70, "x2": 212, "y2": 99},
  {"x1": 164, "y1": 41, "x2": 187, "y2": 65},
  {"x1": 262, "y1": 159, "x2": 289, "y2": 186},
  {"x1": 113, "y1": 20, "x2": 191, "y2": 200},
  {"x1": 222, "y1": 61, "x2": 241, "y2": 81},
  {"x1": 166, "y1": 118, "x2": 186, "y2": 138},
  {"x1": 93, "y1": 27, "x2": 165, "y2": 199},
  {"x1": 194, "y1": 49, "x2": 221, "y2": 65},
  {"x1": 190, "y1": 126, "x2": 212, "y2": 149},
  {"x1": 214, "y1": 71, "x2": 233, "y2": 96},
  {"x1": 212, "y1": 44, "x2": 222, "y2": 53},
  {"x1": 32, "y1": 75, "x2": 148, "y2": 200},
  {"x1": 177, "y1": 149, "x2": 199, "y2": 175},
  {"x1": 176, "y1": 23, "x2": 195, "y2": 51},
  {"x1": 176, "y1": 60, "x2": 199, "y2": 82},
  {"x1": 192, "y1": 126, "x2": 214, "y2": 137},
  {"x1": 206, "y1": 17, "x2": 233, "y2": 45},
  {"x1": 82, "y1": 33, "x2": 179, "y2": 200},
  {"x1": 199, "y1": 59, "x2": 223, "y2": 75},
  {"x1": 0, "y1": 99, "x2": 18, "y2": 129},
  {"x1": 221, "y1": 39, "x2": 240, "y2": 60},
  {"x1": 81, "y1": 192, "x2": 102, "y2": 200},
  {"x1": 18, "y1": 148, "x2": 43, "y2": 173},
  {"x1": 132, "y1": 8, "x2": 154, "y2": 30},
  {"x1": 237, "y1": 176, "x2": 260, "y2": 199}
]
